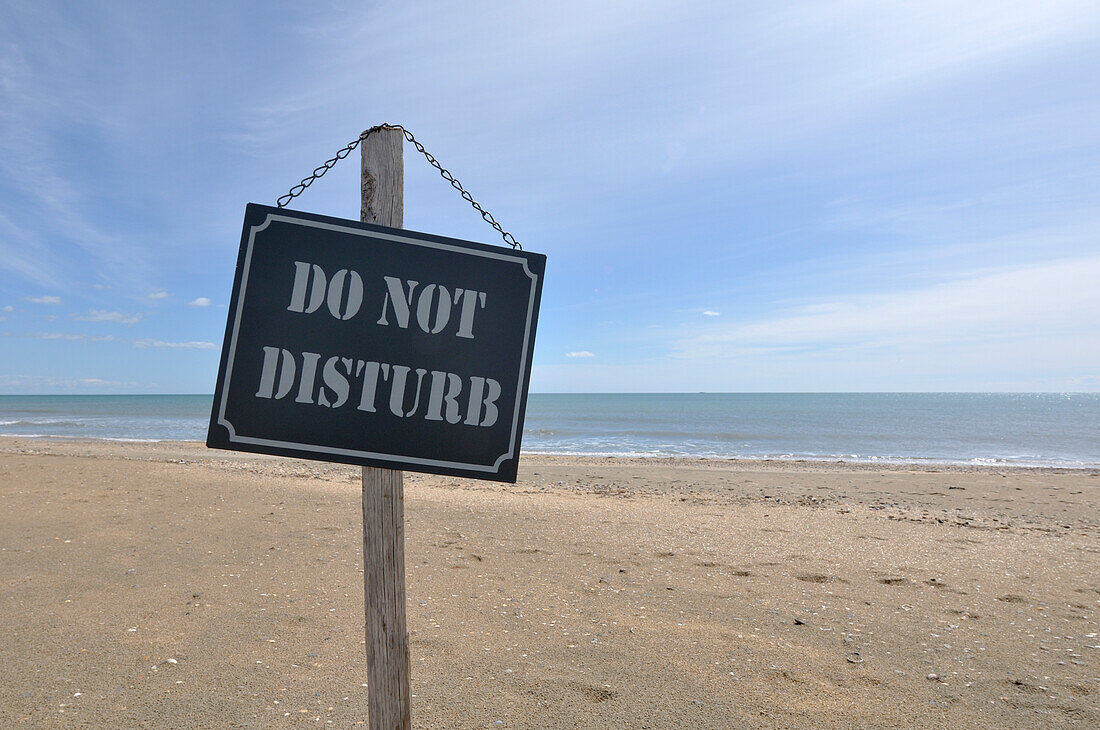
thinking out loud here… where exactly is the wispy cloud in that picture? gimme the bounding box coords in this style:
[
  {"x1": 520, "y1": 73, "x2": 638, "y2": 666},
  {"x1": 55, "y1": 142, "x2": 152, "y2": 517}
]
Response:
[
  {"x1": 668, "y1": 253, "x2": 1100, "y2": 362},
  {"x1": 702, "y1": 310, "x2": 720, "y2": 317},
  {"x1": 147, "y1": 289, "x2": 169, "y2": 300},
  {"x1": 26, "y1": 295, "x2": 61, "y2": 305},
  {"x1": 0, "y1": 4, "x2": 159, "y2": 293},
  {"x1": 0, "y1": 212, "x2": 67, "y2": 288},
  {"x1": 73, "y1": 309, "x2": 143, "y2": 324},
  {"x1": 565, "y1": 351, "x2": 595, "y2": 358},
  {"x1": 132, "y1": 339, "x2": 217, "y2": 350},
  {"x1": 288, "y1": 0, "x2": 1100, "y2": 193},
  {"x1": 0, "y1": 374, "x2": 140, "y2": 390},
  {"x1": 22, "y1": 331, "x2": 218, "y2": 351},
  {"x1": 187, "y1": 297, "x2": 211, "y2": 307},
  {"x1": 34, "y1": 332, "x2": 116, "y2": 342}
]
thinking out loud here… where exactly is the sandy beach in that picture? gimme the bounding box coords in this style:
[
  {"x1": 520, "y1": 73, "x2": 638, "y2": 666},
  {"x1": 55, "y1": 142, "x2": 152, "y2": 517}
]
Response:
[{"x1": 0, "y1": 437, "x2": 1097, "y2": 728}]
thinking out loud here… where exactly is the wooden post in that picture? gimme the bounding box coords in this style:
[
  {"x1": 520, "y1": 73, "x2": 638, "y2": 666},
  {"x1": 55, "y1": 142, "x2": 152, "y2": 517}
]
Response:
[{"x1": 360, "y1": 127, "x2": 411, "y2": 730}]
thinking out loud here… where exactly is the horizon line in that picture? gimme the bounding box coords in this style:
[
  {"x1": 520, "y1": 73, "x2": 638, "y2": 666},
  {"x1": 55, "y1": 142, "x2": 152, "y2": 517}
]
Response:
[{"x1": 2, "y1": 391, "x2": 1099, "y2": 397}]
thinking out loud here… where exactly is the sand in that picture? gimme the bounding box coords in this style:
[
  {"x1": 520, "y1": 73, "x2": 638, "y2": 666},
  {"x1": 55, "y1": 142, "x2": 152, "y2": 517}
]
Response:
[{"x1": 0, "y1": 437, "x2": 1097, "y2": 728}]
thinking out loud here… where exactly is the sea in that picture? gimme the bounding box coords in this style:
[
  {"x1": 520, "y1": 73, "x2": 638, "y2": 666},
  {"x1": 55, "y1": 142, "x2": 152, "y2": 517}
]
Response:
[{"x1": 0, "y1": 393, "x2": 1097, "y2": 469}]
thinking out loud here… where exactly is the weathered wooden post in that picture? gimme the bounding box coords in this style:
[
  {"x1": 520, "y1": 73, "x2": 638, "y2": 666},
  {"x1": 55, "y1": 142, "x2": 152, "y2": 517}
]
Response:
[
  {"x1": 360, "y1": 126, "x2": 411, "y2": 730},
  {"x1": 209, "y1": 122, "x2": 543, "y2": 730}
]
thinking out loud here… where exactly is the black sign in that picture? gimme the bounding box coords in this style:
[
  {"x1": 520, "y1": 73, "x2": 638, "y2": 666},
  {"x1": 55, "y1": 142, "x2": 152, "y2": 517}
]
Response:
[{"x1": 207, "y1": 204, "x2": 545, "y2": 482}]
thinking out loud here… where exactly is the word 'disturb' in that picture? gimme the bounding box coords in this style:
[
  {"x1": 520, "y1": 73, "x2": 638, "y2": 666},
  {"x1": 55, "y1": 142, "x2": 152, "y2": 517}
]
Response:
[{"x1": 254, "y1": 260, "x2": 502, "y2": 427}]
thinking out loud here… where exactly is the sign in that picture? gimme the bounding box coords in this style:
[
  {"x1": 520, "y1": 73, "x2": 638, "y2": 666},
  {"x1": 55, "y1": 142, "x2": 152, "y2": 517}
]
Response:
[{"x1": 207, "y1": 203, "x2": 545, "y2": 482}]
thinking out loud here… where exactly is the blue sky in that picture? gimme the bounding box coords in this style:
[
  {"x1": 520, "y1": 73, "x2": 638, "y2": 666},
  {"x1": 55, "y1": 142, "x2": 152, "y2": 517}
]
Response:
[{"x1": 1, "y1": 0, "x2": 1098, "y2": 393}]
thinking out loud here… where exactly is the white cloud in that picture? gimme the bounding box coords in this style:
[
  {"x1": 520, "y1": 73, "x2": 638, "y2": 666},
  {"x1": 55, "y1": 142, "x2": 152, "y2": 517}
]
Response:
[
  {"x1": 147, "y1": 289, "x2": 169, "y2": 300},
  {"x1": 26, "y1": 295, "x2": 61, "y2": 304},
  {"x1": 532, "y1": 254, "x2": 1100, "y2": 392},
  {"x1": 132, "y1": 339, "x2": 217, "y2": 350},
  {"x1": 0, "y1": 5, "x2": 162, "y2": 293},
  {"x1": 565, "y1": 351, "x2": 595, "y2": 358},
  {"x1": 702, "y1": 310, "x2": 720, "y2": 316},
  {"x1": 187, "y1": 297, "x2": 211, "y2": 307},
  {"x1": 678, "y1": 255, "x2": 1100, "y2": 356},
  {"x1": 73, "y1": 309, "x2": 143, "y2": 324},
  {"x1": 2, "y1": 305, "x2": 13, "y2": 312},
  {"x1": 276, "y1": 0, "x2": 1100, "y2": 201},
  {"x1": 34, "y1": 332, "x2": 116, "y2": 342},
  {"x1": 0, "y1": 374, "x2": 140, "y2": 390},
  {"x1": 638, "y1": 254, "x2": 1100, "y2": 391}
]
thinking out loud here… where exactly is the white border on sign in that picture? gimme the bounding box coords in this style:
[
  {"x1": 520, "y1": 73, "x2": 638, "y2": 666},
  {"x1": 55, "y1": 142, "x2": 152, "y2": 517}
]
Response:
[{"x1": 216, "y1": 213, "x2": 539, "y2": 474}]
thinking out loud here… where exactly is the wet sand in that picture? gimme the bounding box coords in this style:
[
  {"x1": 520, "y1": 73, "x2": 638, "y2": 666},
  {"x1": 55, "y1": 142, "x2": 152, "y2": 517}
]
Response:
[{"x1": 1, "y1": 438, "x2": 1097, "y2": 728}]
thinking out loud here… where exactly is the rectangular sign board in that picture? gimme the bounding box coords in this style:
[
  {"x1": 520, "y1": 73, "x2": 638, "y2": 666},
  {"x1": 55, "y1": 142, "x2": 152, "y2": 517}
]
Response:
[{"x1": 207, "y1": 203, "x2": 545, "y2": 482}]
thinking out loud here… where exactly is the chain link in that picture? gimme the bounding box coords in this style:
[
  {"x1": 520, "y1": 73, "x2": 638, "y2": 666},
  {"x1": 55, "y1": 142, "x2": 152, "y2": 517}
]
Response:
[{"x1": 277, "y1": 124, "x2": 522, "y2": 250}]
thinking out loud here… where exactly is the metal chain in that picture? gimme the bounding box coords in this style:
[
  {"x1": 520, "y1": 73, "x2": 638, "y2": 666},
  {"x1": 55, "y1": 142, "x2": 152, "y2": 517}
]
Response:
[{"x1": 277, "y1": 124, "x2": 522, "y2": 250}]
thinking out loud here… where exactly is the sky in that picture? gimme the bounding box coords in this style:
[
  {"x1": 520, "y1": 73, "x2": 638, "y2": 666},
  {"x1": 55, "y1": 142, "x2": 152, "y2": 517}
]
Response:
[{"x1": 1, "y1": 0, "x2": 1098, "y2": 393}]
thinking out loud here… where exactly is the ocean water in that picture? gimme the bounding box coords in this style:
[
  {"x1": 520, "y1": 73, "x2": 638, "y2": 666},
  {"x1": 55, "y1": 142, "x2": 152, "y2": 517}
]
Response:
[
  {"x1": 0, "y1": 395, "x2": 213, "y2": 443},
  {"x1": 0, "y1": 393, "x2": 1097, "y2": 468},
  {"x1": 522, "y1": 393, "x2": 1100, "y2": 467}
]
